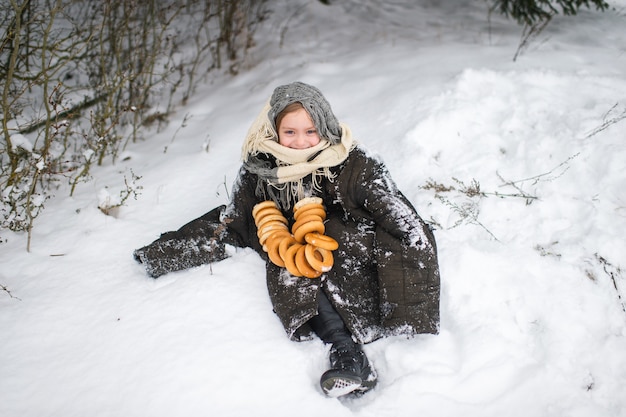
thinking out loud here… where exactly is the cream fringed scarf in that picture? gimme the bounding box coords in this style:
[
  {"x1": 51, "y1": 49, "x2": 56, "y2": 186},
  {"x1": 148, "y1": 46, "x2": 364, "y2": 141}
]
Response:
[{"x1": 242, "y1": 101, "x2": 356, "y2": 208}]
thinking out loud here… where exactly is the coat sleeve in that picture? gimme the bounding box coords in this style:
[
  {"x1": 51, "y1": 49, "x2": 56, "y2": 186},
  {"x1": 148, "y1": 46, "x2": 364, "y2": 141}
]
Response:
[
  {"x1": 341, "y1": 149, "x2": 440, "y2": 334},
  {"x1": 133, "y1": 205, "x2": 231, "y2": 278},
  {"x1": 133, "y1": 167, "x2": 259, "y2": 278},
  {"x1": 339, "y1": 149, "x2": 435, "y2": 252}
]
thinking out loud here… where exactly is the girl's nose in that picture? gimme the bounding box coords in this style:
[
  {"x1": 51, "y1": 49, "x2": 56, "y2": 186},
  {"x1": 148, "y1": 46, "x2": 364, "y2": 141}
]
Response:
[{"x1": 293, "y1": 134, "x2": 307, "y2": 148}]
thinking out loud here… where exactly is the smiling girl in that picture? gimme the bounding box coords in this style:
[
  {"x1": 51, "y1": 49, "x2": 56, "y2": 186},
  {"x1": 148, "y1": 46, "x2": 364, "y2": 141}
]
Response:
[{"x1": 134, "y1": 82, "x2": 441, "y2": 397}]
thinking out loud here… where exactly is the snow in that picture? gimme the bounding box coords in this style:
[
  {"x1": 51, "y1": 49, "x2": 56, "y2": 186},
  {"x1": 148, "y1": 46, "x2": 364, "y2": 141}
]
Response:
[
  {"x1": 9, "y1": 133, "x2": 33, "y2": 153},
  {"x1": 2, "y1": 0, "x2": 626, "y2": 416}
]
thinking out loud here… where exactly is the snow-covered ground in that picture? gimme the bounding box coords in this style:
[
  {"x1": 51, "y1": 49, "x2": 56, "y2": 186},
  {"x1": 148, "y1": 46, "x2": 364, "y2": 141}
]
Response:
[{"x1": 2, "y1": 1, "x2": 626, "y2": 416}]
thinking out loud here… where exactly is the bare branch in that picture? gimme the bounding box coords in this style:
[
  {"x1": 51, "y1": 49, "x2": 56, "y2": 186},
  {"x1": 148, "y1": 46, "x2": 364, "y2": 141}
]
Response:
[
  {"x1": 584, "y1": 103, "x2": 626, "y2": 139},
  {"x1": 1, "y1": 283, "x2": 21, "y2": 301}
]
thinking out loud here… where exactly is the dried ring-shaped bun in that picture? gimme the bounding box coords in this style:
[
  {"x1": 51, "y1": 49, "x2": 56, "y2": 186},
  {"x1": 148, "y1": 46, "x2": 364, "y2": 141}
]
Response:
[
  {"x1": 266, "y1": 233, "x2": 288, "y2": 267},
  {"x1": 295, "y1": 245, "x2": 322, "y2": 278},
  {"x1": 293, "y1": 220, "x2": 325, "y2": 244},
  {"x1": 294, "y1": 204, "x2": 326, "y2": 221},
  {"x1": 255, "y1": 209, "x2": 285, "y2": 226},
  {"x1": 253, "y1": 201, "x2": 278, "y2": 218},
  {"x1": 257, "y1": 220, "x2": 288, "y2": 240},
  {"x1": 304, "y1": 232, "x2": 339, "y2": 251},
  {"x1": 304, "y1": 243, "x2": 334, "y2": 272},
  {"x1": 261, "y1": 229, "x2": 290, "y2": 251},
  {"x1": 278, "y1": 235, "x2": 298, "y2": 262},
  {"x1": 257, "y1": 220, "x2": 288, "y2": 239},
  {"x1": 284, "y1": 243, "x2": 304, "y2": 276},
  {"x1": 256, "y1": 213, "x2": 288, "y2": 228},
  {"x1": 291, "y1": 214, "x2": 324, "y2": 235},
  {"x1": 258, "y1": 224, "x2": 289, "y2": 244},
  {"x1": 293, "y1": 197, "x2": 323, "y2": 212}
]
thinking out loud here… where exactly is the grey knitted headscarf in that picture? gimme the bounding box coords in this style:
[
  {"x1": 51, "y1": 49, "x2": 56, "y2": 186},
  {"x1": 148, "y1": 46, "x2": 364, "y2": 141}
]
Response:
[{"x1": 268, "y1": 81, "x2": 342, "y2": 144}]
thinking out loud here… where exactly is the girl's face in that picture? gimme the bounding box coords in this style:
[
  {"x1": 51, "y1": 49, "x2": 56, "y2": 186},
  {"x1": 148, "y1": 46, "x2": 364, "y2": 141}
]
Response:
[{"x1": 277, "y1": 108, "x2": 321, "y2": 149}]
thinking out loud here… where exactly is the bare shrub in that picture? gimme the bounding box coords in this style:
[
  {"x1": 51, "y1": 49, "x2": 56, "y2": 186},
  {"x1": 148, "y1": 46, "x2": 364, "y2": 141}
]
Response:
[{"x1": 1, "y1": 0, "x2": 268, "y2": 250}]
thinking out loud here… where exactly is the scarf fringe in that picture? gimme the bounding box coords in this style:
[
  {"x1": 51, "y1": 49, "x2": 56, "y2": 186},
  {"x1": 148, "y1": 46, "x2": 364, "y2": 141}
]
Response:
[{"x1": 241, "y1": 100, "x2": 275, "y2": 161}]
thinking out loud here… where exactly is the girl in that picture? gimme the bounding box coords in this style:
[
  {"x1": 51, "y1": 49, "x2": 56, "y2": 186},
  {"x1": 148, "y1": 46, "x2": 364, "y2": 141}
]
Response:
[{"x1": 134, "y1": 81, "x2": 441, "y2": 397}]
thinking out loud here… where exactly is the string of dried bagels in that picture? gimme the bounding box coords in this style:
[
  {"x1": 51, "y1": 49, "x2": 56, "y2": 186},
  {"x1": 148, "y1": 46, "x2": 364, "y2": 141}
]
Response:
[{"x1": 252, "y1": 197, "x2": 338, "y2": 278}]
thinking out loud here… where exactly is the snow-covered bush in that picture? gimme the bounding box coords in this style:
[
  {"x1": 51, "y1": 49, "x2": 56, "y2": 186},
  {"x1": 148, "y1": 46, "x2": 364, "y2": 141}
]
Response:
[{"x1": 0, "y1": 0, "x2": 268, "y2": 249}]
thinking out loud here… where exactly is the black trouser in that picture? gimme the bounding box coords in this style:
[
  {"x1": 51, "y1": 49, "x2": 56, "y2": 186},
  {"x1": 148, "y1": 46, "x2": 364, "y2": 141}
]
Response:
[{"x1": 308, "y1": 291, "x2": 354, "y2": 346}]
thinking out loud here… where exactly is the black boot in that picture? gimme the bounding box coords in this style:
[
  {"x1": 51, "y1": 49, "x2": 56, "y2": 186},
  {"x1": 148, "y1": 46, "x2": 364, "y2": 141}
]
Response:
[
  {"x1": 308, "y1": 292, "x2": 377, "y2": 397},
  {"x1": 320, "y1": 340, "x2": 377, "y2": 397}
]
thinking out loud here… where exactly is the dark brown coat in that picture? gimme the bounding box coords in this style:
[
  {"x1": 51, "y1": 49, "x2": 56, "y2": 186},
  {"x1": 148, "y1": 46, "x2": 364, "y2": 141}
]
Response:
[{"x1": 134, "y1": 147, "x2": 440, "y2": 344}]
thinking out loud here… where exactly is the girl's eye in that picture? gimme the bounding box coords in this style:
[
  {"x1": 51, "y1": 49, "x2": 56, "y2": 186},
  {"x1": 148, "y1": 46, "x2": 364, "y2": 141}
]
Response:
[
  {"x1": 307, "y1": 130, "x2": 317, "y2": 135},
  {"x1": 284, "y1": 130, "x2": 294, "y2": 135}
]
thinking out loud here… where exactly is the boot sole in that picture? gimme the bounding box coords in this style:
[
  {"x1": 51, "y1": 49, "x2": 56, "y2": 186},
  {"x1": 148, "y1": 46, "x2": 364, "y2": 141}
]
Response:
[{"x1": 320, "y1": 370, "x2": 362, "y2": 398}]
